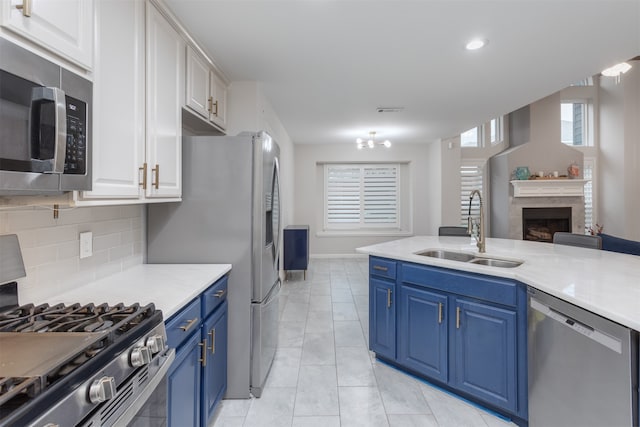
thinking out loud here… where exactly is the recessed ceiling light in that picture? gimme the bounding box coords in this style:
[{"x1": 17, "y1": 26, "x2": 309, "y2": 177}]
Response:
[{"x1": 466, "y1": 39, "x2": 487, "y2": 50}]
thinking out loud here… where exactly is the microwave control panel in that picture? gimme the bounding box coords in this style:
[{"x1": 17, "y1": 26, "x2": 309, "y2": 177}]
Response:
[{"x1": 64, "y1": 96, "x2": 86, "y2": 175}]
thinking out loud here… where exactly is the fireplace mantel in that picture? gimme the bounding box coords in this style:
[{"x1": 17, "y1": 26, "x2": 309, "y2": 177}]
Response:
[{"x1": 510, "y1": 179, "x2": 589, "y2": 197}]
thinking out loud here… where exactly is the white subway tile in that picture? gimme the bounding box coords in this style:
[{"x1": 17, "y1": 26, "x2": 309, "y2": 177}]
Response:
[
  {"x1": 109, "y1": 244, "x2": 133, "y2": 262},
  {"x1": 93, "y1": 233, "x2": 121, "y2": 252},
  {"x1": 36, "y1": 225, "x2": 78, "y2": 246},
  {"x1": 22, "y1": 245, "x2": 58, "y2": 268},
  {"x1": 57, "y1": 240, "x2": 80, "y2": 261},
  {"x1": 7, "y1": 209, "x2": 56, "y2": 230}
]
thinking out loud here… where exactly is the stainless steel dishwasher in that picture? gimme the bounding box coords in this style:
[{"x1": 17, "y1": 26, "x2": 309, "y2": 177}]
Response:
[{"x1": 528, "y1": 287, "x2": 638, "y2": 427}]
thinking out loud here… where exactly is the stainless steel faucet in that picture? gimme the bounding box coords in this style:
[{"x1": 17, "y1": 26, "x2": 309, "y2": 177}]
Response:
[{"x1": 467, "y1": 189, "x2": 486, "y2": 253}]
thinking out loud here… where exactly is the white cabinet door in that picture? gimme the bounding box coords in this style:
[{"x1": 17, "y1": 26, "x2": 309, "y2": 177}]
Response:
[
  {"x1": 211, "y1": 72, "x2": 227, "y2": 129},
  {"x1": 186, "y1": 45, "x2": 211, "y2": 120},
  {"x1": 146, "y1": 2, "x2": 183, "y2": 199},
  {"x1": 81, "y1": 0, "x2": 145, "y2": 200},
  {"x1": 1, "y1": 0, "x2": 93, "y2": 69}
]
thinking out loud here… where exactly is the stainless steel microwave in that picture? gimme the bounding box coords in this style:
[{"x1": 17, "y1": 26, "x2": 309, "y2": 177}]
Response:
[{"x1": 0, "y1": 38, "x2": 92, "y2": 195}]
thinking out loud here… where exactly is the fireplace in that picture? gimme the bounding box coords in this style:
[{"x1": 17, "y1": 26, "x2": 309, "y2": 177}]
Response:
[{"x1": 522, "y1": 207, "x2": 572, "y2": 242}]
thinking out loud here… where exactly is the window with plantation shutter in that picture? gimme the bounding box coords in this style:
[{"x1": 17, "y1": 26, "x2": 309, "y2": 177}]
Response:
[
  {"x1": 460, "y1": 162, "x2": 484, "y2": 226},
  {"x1": 325, "y1": 164, "x2": 399, "y2": 229},
  {"x1": 583, "y1": 157, "x2": 595, "y2": 232}
]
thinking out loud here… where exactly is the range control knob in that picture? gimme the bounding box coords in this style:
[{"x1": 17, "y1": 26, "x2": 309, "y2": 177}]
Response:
[
  {"x1": 145, "y1": 335, "x2": 165, "y2": 354},
  {"x1": 88, "y1": 376, "x2": 116, "y2": 404},
  {"x1": 130, "y1": 346, "x2": 152, "y2": 367}
]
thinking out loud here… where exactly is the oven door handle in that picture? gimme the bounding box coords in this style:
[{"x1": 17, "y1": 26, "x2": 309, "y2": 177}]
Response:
[{"x1": 30, "y1": 86, "x2": 67, "y2": 174}]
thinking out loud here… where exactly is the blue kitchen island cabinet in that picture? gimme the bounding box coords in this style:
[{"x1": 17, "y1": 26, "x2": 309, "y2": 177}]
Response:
[
  {"x1": 397, "y1": 284, "x2": 448, "y2": 383},
  {"x1": 283, "y1": 225, "x2": 309, "y2": 279},
  {"x1": 165, "y1": 275, "x2": 229, "y2": 427},
  {"x1": 369, "y1": 257, "x2": 528, "y2": 426},
  {"x1": 369, "y1": 257, "x2": 398, "y2": 360}
]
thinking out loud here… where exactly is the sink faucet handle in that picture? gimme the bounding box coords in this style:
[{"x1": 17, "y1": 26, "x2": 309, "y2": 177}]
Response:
[{"x1": 467, "y1": 216, "x2": 474, "y2": 235}]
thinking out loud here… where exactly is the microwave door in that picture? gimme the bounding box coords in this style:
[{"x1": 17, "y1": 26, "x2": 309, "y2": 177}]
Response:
[{"x1": 30, "y1": 86, "x2": 66, "y2": 174}]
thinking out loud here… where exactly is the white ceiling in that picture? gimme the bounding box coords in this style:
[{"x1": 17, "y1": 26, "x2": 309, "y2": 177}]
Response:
[{"x1": 164, "y1": 0, "x2": 640, "y2": 145}]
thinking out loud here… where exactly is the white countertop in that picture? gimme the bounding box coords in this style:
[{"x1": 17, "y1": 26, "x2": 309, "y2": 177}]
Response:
[
  {"x1": 28, "y1": 264, "x2": 232, "y2": 320},
  {"x1": 357, "y1": 236, "x2": 640, "y2": 331}
]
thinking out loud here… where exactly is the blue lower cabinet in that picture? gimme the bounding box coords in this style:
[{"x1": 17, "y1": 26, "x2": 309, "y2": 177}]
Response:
[
  {"x1": 168, "y1": 332, "x2": 202, "y2": 427},
  {"x1": 166, "y1": 275, "x2": 229, "y2": 427},
  {"x1": 202, "y1": 300, "x2": 228, "y2": 427},
  {"x1": 369, "y1": 277, "x2": 396, "y2": 360},
  {"x1": 397, "y1": 285, "x2": 448, "y2": 383},
  {"x1": 452, "y1": 297, "x2": 517, "y2": 413},
  {"x1": 369, "y1": 258, "x2": 528, "y2": 424}
]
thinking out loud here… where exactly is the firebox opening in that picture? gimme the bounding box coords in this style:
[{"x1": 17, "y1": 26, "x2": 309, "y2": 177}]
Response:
[{"x1": 522, "y1": 207, "x2": 572, "y2": 242}]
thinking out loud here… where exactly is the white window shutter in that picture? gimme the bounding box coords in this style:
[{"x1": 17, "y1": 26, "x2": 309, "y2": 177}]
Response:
[
  {"x1": 325, "y1": 164, "x2": 400, "y2": 229},
  {"x1": 460, "y1": 163, "x2": 484, "y2": 225}
]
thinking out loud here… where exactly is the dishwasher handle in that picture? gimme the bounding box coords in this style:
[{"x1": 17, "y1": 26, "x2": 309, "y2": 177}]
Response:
[{"x1": 530, "y1": 298, "x2": 623, "y2": 354}]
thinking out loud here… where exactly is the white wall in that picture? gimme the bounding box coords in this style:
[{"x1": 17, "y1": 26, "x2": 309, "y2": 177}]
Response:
[
  {"x1": 294, "y1": 142, "x2": 438, "y2": 256},
  {"x1": 0, "y1": 205, "x2": 145, "y2": 303},
  {"x1": 599, "y1": 60, "x2": 640, "y2": 239}
]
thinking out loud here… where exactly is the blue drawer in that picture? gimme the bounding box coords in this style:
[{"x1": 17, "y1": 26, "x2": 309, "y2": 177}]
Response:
[
  {"x1": 165, "y1": 297, "x2": 201, "y2": 349},
  {"x1": 369, "y1": 257, "x2": 397, "y2": 280},
  {"x1": 202, "y1": 276, "x2": 228, "y2": 320}
]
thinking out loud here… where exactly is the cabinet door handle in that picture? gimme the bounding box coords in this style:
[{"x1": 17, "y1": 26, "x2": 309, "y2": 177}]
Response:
[
  {"x1": 208, "y1": 329, "x2": 216, "y2": 354},
  {"x1": 151, "y1": 164, "x2": 159, "y2": 189},
  {"x1": 213, "y1": 289, "x2": 226, "y2": 298},
  {"x1": 199, "y1": 339, "x2": 207, "y2": 367},
  {"x1": 179, "y1": 317, "x2": 199, "y2": 332},
  {"x1": 438, "y1": 302, "x2": 443, "y2": 324},
  {"x1": 212, "y1": 100, "x2": 219, "y2": 117},
  {"x1": 373, "y1": 265, "x2": 388, "y2": 272},
  {"x1": 138, "y1": 163, "x2": 147, "y2": 190},
  {"x1": 456, "y1": 307, "x2": 461, "y2": 329},
  {"x1": 16, "y1": 0, "x2": 32, "y2": 17},
  {"x1": 207, "y1": 96, "x2": 213, "y2": 113},
  {"x1": 387, "y1": 289, "x2": 392, "y2": 308}
]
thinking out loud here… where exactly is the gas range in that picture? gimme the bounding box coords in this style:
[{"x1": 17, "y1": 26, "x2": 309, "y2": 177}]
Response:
[{"x1": 0, "y1": 301, "x2": 174, "y2": 427}]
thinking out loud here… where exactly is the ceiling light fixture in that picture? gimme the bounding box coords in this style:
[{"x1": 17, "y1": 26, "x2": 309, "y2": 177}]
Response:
[
  {"x1": 465, "y1": 38, "x2": 487, "y2": 50},
  {"x1": 356, "y1": 131, "x2": 391, "y2": 150}
]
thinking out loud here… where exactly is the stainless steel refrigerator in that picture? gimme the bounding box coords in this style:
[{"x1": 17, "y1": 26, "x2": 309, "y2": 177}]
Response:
[{"x1": 147, "y1": 131, "x2": 281, "y2": 399}]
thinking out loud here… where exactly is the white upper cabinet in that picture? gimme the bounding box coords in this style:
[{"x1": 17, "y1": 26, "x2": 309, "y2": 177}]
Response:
[
  {"x1": 145, "y1": 1, "x2": 183, "y2": 199},
  {"x1": 80, "y1": 0, "x2": 145, "y2": 201},
  {"x1": 76, "y1": 0, "x2": 183, "y2": 205},
  {"x1": 185, "y1": 45, "x2": 228, "y2": 130},
  {"x1": 1, "y1": 0, "x2": 93, "y2": 69}
]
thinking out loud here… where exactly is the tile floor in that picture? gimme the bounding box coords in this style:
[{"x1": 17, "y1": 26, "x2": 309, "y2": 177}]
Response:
[{"x1": 211, "y1": 258, "x2": 517, "y2": 427}]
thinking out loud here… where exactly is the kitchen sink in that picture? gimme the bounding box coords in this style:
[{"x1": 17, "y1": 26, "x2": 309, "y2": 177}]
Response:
[
  {"x1": 415, "y1": 250, "x2": 476, "y2": 262},
  {"x1": 469, "y1": 258, "x2": 523, "y2": 268},
  {"x1": 415, "y1": 249, "x2": 523, "y2": 268}
]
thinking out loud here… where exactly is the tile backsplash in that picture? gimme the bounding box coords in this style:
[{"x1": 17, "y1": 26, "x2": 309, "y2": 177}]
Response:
[{"x1": 0, "y1": 205, "x2": 145, "y2": 303}]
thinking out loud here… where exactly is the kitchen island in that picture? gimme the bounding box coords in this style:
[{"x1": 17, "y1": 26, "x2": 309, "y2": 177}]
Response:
[
  {"x1": 357, "y1": 235, "x2": 640, "y2": 330},
  {"x1": 357, "y1": 236, "x2": 640, "y2": 427}
]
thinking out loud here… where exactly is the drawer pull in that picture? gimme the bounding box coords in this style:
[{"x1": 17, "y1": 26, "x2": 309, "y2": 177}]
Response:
[
  {"x1": 373, "y1": 265, "x2": 388, "y2": 272},
  {"x1": 199, "y1": 339, "x2": 207, "y2": 367},
  {"x1": 208, "y1": 329, "x2": 216, "y2": 354},
  {"x1": 179, "y1": 317, "x2": 199, "y2": 332},
  {"x1": 387, "y1": 289, "x2": 392, "y2": 308},
  {"x1": 438, "y1": 302, "x2": 443, "y2": 324},
  {"x1": 213, "y1": 289, "x2": 226, "y2": 298},
  {"x1": 456, "y1": 307, "x2": 461, "y2": 329},
  {"x1": 212, "y1": 100, "x2": 219, "y2": 117}
]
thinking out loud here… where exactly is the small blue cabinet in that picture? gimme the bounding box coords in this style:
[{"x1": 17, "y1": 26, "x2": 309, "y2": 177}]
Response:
[
  {"x1": 368, "y1": 257, "x2": 528, "y2": 425},
  {"x1": 166, "y1": 275, "x2": 229, "y2": 427},
  {"x1": 283, "y1": 225, "x2": 309, "y2": 278}
]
